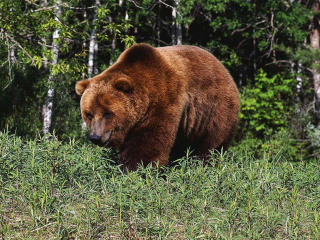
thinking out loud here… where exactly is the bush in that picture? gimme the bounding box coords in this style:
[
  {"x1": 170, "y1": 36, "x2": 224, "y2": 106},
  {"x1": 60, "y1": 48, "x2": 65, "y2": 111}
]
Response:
[
  {"x1": 231, "y1": 129, "x2": 307, "y2": 162},
  {"x1": 240, "y1": 70, "x2": 296, "y2": 137}
]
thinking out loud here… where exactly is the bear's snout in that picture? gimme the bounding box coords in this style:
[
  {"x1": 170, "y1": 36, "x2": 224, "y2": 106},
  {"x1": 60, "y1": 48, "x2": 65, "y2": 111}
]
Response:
[
  {"x1": 88, "y1": 134, "x2": 102, "y2": 145},
  {"x1": 88, "y1": 131, "x2": 112, "y2": 147}
]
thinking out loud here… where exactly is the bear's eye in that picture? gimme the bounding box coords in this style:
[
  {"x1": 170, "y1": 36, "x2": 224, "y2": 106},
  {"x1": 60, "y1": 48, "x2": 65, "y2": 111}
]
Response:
[
  {"x1": 86, "y1": 113, "x2": 93, "y2": 121},
  {"x1": 103, "y1": 113, "x2": 111, "y2": 119}
]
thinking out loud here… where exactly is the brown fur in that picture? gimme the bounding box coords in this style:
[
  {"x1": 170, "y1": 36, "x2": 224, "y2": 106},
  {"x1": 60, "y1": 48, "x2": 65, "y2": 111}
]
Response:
[{"x1": 76, "y1": 44, "x2": 240, "y2": 171}]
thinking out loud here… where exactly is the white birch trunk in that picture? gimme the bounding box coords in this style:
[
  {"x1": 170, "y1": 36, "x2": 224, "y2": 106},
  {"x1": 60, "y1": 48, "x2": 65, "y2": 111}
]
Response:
[
  {"x1": 82, "y1": 9, "x2": 87, "y2": 79},
  {"x1": 88, "y1": 0, "x2": 100, "y2": 78},
  {"x1": 289, "y1": 0, "x2": 303, "y2": 101},
  {"x1": 185, "y1": 23, "x2": 189, "y2": 39},
  {"x1": 10, "y1": 46, "x2": 15, "y2": 64},
  {"x1": 124, "y1": 5, "x2": 129, "y2": 48},
  {"x1": 296, "y1": 62, "x2": 302, "y2": 99},
  {"x1": 42, "y1": 0, "x2": 61, "y2": 135},
  {"x1": 109, "y1": 0, "x2": 125, "y2": 65},
  {"x1": 94, "y1": 37, "x2": 99, "y2": 75},
  {"x1": 172, "y1": 2, "x2": 177, "y2": 45},
  {"x1": 88, "y1": 27, "x2": 96, "y2": 79},
  {"x1": 177, "y1": 21, "x2": 182, "y2": 45},
  {"x1": 125, "y1": 9, "x2": 129, "y2": 23},
  {"x1": 8, "y1": 45, "x2": 15, "y2": 83},
  {"x1": 110, "y1": 36, "x2": 116, "y2": 66},
  {"x1": 7, "y1": 7, "x2": 15, "y2": 85},
  {"x1": 108, "y1": 16, "x2": 116, "y2": 66},
  {"x1": 175, "y1": 0, "x2": 182, "y2": 45},
  {"x1": 290, "y1": 62, "x2": 302, "y2": 101}
]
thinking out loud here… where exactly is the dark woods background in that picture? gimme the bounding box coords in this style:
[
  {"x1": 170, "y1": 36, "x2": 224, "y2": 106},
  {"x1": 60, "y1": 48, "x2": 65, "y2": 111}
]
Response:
[{"x1": 1, "y1": 0, "x2": 319, "y2": 160}]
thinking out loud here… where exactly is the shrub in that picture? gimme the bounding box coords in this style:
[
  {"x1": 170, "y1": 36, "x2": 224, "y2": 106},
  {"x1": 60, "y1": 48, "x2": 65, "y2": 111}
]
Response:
[{"x1": 240, "y1": 70, "x2": 296, "y2": 137}]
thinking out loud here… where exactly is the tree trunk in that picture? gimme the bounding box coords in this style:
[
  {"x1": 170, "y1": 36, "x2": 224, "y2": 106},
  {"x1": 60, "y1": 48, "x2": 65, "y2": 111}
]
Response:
[
  {"x1": 171, "y1": 0, "x2": 182, "y2": 45},
  {"x1": 124, "y1": 5, "x2": 129, "y2": 48},
  {"x1": 110, "y1": 0, "x2": 127, "y2": 65},
  {"x1": 176, "y1": 0, "x2": 182, "y2": 45},
  {"x1": 108, "y1": 15, "x2": 116, "y2": 66},
  {"x1": 88, "y1": 0, "x2": 100, "y2": 78},
  {"x1": 42, "y1": 0, "x2": 61, "y2": 135},
  {"x1": 311, "y1": 2, "x2": 320, "y2": 128},
  {"x1": 172, "y1": 1, "x2": 177, "y2": 45},
  {"x1": 253, "y1": 0, "x2": 257, "y2": 79},
  {"x1": 94, "y1": 35, "x2": 99, "y2": 75},
  {"x1": 6, "y1": 7, "x2": 15, "y2": 87},
  {"x1": 110, "y1": 35, "x2": 116, "y2": 66},
  {"x1": 157, "y1": 1, "x2": 161, "y2": 47},
  {"x1": 82, "y1": 8, "x2": 87, "y2": 79},
  {"x1": 87, "y1": 28, "x2": 96, "y2": 78},
  {"x1": 296, "y1": 62, "x2": 302, "y2": 101},
  {"x1": 177, "y1": 20, "x2": 182, "y2": 45},
  {"x1": 8, "y1": 44, "x2": 15, "y2": 85}
]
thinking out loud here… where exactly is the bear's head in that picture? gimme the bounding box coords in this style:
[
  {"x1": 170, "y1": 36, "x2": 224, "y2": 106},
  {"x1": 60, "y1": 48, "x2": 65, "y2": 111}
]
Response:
[
  {"x1": 75, "y1": 72, "x2": 149, "y2": 149},
  {"x1": 76, "y1": 44, "x2": 165, "y2": 149}
]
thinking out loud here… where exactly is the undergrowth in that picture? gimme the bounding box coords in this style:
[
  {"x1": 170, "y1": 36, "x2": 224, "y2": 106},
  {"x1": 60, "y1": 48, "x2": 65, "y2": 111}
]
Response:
[{"x1": 0, "y1": 131, "x2": 319, "y2": 239}]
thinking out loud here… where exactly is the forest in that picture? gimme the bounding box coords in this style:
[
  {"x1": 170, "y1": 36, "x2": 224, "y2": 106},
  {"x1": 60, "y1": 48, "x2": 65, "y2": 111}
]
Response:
[
  {"x1": 1, "y1": 0, "x2": 320, "y2": 160},
  {"x1": 1, "y1": 0, "x2": 320, "y2": 238},
  {"x1": 0, "y1": 0, "x2": 319, "y2": 158}
]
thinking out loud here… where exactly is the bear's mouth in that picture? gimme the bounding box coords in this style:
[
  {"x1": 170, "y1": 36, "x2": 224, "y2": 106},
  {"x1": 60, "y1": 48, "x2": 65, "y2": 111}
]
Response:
[{"x1": 102, "y1": 131, "x2": 112, "y2": 147}]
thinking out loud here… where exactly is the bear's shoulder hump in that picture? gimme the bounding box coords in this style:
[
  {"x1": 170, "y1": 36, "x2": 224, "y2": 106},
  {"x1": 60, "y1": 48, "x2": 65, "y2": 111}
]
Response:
[{"x1": 121, "y1": 43, "x2": 157, "y2": 64}]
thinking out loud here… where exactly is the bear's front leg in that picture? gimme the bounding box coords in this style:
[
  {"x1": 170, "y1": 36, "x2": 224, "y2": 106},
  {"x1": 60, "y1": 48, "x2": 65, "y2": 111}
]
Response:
[{"x1": 119, "y1": 121, "x2": 178, "y2": 172}]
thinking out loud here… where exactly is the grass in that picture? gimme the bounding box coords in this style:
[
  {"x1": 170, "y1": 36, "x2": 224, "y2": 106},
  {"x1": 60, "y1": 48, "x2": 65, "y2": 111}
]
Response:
[{"x1": 0, "y1": 131, "x2": 320, "y2": 239}]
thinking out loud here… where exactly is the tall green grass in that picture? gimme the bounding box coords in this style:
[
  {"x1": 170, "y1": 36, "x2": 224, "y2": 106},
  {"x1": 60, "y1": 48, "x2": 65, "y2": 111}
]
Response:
[{"x1": 0, "y1": 131, "x2": 319, "y2": 239}]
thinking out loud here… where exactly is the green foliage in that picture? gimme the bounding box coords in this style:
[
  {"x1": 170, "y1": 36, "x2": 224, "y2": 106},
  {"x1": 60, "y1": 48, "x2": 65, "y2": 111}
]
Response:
[
  {"x1": 231, "y1": 129, "x2": 308, "y2": 162},
  {"x1": 0, "y1": 0, "x2": 318, "y2": 159},
  {"x1": 294, "y1": 48, "x2": 320, "y2": 72},
  {"x1": 0, "y1": 0, "x2": 135, "y2": 139},
  {"x1": 305, "y1": 123, "x2": 320, "y2": 160},
  {"x1": 240, "y1": 70, "x2": 296, "y2": 136},
  {"x1": 185, "y1": 0, "x2": 311, "y2": 85},
  {"x1": 1, "y1": 131, "x2": 319, "y2": 239}
]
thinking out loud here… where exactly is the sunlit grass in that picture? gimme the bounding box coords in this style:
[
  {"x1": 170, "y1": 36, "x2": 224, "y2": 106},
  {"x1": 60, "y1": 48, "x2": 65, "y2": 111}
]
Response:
[{"x1": 0, "y1": 131, "x2": 319, "y2": 239}]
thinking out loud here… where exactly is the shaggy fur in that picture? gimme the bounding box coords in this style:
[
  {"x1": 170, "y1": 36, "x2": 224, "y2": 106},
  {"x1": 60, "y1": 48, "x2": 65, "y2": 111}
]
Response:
[{"x1": 76, "y1": 44, "x2": 240, "y2": 171}]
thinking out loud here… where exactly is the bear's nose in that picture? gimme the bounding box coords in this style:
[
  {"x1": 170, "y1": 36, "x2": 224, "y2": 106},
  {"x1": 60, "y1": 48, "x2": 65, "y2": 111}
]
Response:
[{"x1": 88, "y1": 134, "x2": 101, "y2": 145}]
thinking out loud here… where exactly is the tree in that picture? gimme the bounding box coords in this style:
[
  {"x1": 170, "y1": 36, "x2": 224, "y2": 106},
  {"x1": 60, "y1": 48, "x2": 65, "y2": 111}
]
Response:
[
  {"x1": 87, "y1": 0, "x2": 101, "y2": 79},
  {"x1": 42, "y1": 0, "x2": 61, "y2": 135},
  {"x1": 171, "y1": 0, "x2": 182, "y2": 45}
]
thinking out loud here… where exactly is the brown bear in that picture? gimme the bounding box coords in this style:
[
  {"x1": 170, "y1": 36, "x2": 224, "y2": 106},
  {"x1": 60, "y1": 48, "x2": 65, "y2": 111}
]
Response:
[{"x1": 76, "y1": 43, "x2": 240, "y2": 171}]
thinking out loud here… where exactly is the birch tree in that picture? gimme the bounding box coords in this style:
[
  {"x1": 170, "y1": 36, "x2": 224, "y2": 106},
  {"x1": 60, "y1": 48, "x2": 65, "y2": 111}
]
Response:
[
  {"x1": 42, "y1": 0, "x2": 61, "y2": 135},
  {"x1": 171, "y1": 0, "x2": 182, "y2": 45},
  {"x1": 109, "y1": 0, "x2": 126, "y2": 65},
  {"x1": 88, "y1": 0, "x2": 101, "y2": 79},
  {"x1": 109, "y1": 15, "x2": 117, "y2": 66}
]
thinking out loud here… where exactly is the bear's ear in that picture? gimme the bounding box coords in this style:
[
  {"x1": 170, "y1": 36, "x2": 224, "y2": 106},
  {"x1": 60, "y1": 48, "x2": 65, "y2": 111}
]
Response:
[
  {"x1": 75, "y1": 79, "x2": 91, "y2": 95},
  {"x1": 113, "y1": 78, "x2": 133, "y2": 92},
  {"x1": 122, "y1": 44, "x2": 155, "y2": 64}
]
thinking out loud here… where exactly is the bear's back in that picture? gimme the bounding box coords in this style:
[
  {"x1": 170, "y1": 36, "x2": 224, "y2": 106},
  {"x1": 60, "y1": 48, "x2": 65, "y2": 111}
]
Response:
[{"x1": 156, "y1": 45, "x2": 236, "y2": 94}]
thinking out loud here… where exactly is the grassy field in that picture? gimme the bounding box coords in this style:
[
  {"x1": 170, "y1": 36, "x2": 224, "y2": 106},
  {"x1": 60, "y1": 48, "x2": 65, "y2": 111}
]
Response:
[{"x1": 0, "y1": 131, "x2": 319, "y2": 239}]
